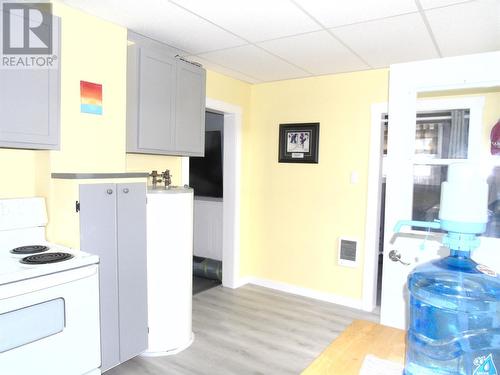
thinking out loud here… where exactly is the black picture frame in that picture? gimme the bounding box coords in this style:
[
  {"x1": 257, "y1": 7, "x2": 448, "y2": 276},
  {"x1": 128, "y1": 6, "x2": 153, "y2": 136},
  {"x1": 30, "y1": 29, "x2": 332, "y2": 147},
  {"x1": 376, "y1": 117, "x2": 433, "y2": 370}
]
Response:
[{"x1": 278, "y1": 123, "x2": 319, "y2": 163}]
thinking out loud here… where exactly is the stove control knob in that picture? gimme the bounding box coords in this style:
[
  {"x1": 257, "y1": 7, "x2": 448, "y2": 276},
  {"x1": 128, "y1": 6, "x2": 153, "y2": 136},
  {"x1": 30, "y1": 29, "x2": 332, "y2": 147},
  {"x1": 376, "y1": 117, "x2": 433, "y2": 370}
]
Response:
[
  {"x1": 106, "y1": 189, "x2": 113, "y2": 195},
  {"x1": 123, "y1": 188, "x2": 129, "y2": 194}
]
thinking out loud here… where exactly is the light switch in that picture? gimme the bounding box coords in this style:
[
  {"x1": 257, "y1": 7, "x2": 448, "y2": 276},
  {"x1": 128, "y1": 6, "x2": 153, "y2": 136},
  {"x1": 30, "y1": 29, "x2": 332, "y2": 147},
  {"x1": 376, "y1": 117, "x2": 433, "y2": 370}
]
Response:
[{"x1": 350, "y1": 171, "x2": 359, "y2": 184}]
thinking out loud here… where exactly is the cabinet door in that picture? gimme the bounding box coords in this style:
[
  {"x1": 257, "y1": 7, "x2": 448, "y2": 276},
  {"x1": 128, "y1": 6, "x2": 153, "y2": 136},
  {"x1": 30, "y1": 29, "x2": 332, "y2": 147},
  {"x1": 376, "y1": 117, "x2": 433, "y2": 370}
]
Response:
[
  {"x1": 136, "y1": 47, "x2": 176, "y2": 153},
  {"x1": 79, "y1": 183, "x2": 119, "y2": 372},
  {"x1": 175, "y1": 61, "x2": 206, "y2": 156},
  {"x1": 0, "y1": 16, "x2": 60, "y2": 150},
  {"x1": 116, "y1": 183, "x2": 148, "y2": 362}
]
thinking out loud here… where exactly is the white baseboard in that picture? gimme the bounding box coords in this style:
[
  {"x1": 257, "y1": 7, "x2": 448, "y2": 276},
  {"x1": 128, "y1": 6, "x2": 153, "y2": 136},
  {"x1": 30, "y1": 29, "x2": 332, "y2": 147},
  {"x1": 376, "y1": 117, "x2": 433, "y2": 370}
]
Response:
[
  {"x1": 235, "y1": 276, "x2": 363, "y2": 310},
  {"x1": 231, "y1": 276, "x2": 251, "y2": 289}
]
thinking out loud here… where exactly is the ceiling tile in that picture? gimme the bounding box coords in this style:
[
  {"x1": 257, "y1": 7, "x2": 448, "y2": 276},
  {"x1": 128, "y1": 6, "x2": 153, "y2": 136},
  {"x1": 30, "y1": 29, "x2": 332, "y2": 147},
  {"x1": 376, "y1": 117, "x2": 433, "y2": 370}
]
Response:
[
  {"x1": 186, "y1": 56, "x2": 262, "y2": 83},
  {"x1": 425, "y1": 0, "x2": 500, "y2": 56},
  {"x1": 59, "y1": 0, "x2": 500, "y2": 84},
  {"x1": 170, "y1": 0, "x2": 321, "y2": 43},
  {"x1": 293, "y1": 0, "x2": 418, "y2": 28},
  {"x1": 197, "y1": 45, "x2": 310, "y2": 82},
  {"x1": 60, "y1": 0, "x2": 245, "y2": 54},
  {"x1": 418, "y1": 0, "x2": 475, "y2": 10},
  {"x1": 258, "y1": 31, "x2": 369, "y2": 75},
  {"x1": 332, "y1": 13, "x2": 439, "y2": 68}
]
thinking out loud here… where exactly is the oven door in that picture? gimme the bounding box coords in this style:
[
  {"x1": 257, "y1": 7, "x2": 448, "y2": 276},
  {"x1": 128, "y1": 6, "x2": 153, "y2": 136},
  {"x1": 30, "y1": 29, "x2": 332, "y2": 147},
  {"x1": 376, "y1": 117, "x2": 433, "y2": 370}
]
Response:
[{"x1": 0, "y1": 265, "x2": 101, "y2": 375}]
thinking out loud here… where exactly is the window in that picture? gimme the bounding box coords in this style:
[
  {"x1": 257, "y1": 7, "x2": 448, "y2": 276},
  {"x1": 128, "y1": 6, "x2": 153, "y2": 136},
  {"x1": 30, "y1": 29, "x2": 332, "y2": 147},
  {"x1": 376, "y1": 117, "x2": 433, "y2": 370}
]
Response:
[{"x1": 383, "y1": 104, "x2": 499, "y2": 238}]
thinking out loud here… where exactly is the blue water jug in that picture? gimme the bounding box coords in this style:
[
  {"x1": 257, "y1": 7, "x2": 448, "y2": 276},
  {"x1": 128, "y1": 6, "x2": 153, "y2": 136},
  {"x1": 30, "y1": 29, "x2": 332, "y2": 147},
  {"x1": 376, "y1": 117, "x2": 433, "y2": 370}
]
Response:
[{"x1": 404, "y1": 247, "x2": 500, "y2": 375}]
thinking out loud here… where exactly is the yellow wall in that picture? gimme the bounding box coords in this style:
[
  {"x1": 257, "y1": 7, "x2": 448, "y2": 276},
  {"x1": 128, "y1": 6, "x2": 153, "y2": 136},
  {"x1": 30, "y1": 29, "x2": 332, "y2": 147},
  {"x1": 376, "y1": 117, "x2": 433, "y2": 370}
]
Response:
[
  {"x1": 249, "y1": 70, "x2": 389, "y2": 299},
  {"x1": 50, "y1": 4, "x2": 127, "y2": 173},
  {"x1": 0, "y1": 149, "x2": 46, "y2": 198}
]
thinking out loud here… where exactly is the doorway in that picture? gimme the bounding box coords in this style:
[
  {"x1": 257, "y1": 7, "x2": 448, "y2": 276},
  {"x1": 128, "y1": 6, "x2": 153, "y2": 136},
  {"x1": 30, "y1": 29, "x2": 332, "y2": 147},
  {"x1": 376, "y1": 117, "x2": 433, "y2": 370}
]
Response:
[
  {"x1": 181, "y1": 98, "x2": 242, "y2": 290},
  {"x1": 190, "y1": 110, "x2": 224, "y2": 294}
]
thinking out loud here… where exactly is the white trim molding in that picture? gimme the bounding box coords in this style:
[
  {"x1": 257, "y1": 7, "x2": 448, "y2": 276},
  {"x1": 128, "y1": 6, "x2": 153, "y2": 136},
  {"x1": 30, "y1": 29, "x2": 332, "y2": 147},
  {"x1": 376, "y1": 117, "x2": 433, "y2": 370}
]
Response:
[{"x1": 205, "y1": 97, "x2": 242, "y2": 289}]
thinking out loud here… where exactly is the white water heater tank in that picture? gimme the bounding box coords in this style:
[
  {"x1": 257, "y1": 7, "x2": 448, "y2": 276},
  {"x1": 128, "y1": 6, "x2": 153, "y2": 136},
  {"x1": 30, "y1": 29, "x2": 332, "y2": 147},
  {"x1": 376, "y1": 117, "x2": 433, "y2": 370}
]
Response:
[{"x1": 142, "y1": 186, "x2": 194, "y2": 356}]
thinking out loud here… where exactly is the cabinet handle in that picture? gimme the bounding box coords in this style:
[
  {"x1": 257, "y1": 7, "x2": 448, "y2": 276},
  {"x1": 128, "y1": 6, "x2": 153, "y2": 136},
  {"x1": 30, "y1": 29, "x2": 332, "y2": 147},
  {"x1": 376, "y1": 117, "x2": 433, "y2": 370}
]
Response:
[
  {"x1": 123, "y1": 188, "x2": 129, "y2": 194},
  {"x1": 106, "y1": 189, "x2": 113, "y2": 195}
]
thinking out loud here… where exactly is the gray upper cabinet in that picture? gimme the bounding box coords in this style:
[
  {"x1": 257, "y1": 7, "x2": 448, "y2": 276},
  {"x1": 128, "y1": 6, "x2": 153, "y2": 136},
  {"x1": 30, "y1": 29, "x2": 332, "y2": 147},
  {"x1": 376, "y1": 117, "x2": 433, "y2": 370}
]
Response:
[
  {"x1": 0, "y1": 17, "x2": 60, "y2": 150},
  {"x1": 175, "y1": 60, "x2": 206, "y2": 154},
  {"x1": 128, "y1": 46, "x2": 176, "y2": 153},
  {"x1": 126, "y1": 34, "x2": 206, "y2": 156}
]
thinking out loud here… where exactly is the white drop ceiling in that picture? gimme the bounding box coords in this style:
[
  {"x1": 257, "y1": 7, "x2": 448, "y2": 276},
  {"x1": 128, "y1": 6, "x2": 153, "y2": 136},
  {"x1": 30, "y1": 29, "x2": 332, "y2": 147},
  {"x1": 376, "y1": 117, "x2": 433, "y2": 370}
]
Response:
[{"x1": 59, "y1": 0, "x2": 500, "y2": 83}]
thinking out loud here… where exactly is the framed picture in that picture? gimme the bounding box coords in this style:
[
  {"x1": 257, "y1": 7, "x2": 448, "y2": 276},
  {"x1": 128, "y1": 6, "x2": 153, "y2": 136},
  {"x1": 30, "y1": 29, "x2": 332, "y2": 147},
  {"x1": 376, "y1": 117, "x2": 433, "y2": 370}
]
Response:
[
  {"x1": 278, "y1": 123, "x2": 319, "y2": 163},
  {"x1": 80, "y1": 81, "x2": 103, "y2": 115}
]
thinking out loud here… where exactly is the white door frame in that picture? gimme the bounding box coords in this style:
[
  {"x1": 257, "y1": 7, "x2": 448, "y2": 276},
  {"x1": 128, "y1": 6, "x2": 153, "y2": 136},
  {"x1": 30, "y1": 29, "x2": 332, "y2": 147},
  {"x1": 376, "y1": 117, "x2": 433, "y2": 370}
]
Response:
[
  {"x1": 182, "y1": 98, "x2": 242, "y2": 289},
  {"x1": 363, "y1": 95, "x2": 486, "y2": 312}
]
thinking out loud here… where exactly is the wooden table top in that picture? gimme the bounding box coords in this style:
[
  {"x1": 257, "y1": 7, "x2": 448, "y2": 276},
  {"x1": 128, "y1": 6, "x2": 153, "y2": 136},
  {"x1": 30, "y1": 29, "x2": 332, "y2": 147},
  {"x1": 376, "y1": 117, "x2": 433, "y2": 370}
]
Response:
[{"x1": 301, "y1": 320, "x2": 406, "y2": 375}]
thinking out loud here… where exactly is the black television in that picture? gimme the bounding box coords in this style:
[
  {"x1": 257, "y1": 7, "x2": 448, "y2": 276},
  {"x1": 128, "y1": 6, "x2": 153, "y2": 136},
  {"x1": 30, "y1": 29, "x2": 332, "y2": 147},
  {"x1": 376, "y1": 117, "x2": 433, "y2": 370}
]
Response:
[{"x1": 189, "y1": 131, "x2": 223, "y2": 198}]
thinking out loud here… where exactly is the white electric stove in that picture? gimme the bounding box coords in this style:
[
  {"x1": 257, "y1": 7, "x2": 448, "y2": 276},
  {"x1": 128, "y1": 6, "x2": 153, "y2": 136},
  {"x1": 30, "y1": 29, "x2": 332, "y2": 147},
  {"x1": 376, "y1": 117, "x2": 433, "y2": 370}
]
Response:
[
  {"x1": 0, "y1": 242, "x2": 99, "y2": 285},
  {"x1": 0, "y1": 197, "x2": 101, "y2": 375}
]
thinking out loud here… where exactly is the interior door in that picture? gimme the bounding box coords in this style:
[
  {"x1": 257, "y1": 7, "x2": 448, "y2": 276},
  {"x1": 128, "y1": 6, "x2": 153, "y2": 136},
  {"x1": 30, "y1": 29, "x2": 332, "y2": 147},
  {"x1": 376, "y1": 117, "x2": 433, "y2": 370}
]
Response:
[{"x1": 380, "y1": 96, "x2": 500, "y2": 329}]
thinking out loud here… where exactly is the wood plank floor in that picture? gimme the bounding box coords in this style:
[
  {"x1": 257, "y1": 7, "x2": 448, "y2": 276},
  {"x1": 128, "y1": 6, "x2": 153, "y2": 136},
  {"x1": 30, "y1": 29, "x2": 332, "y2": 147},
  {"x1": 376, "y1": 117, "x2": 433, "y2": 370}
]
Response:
[{"x1": 107, "y1": 284, "x2": 379, "y2": 375}]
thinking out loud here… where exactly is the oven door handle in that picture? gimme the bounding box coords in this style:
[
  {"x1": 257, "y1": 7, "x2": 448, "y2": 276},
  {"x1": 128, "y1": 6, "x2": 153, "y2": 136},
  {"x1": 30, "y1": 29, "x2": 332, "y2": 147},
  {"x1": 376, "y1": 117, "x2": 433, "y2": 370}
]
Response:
[{"x1": 0, "y1": 265, "x2": 98, "y2": 300}]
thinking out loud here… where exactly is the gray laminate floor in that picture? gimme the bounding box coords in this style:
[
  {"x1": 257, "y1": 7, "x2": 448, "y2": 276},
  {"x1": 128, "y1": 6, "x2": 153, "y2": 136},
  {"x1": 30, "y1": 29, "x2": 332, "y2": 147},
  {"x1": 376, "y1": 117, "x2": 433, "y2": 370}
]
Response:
[{"x1": 106, "y1": 284, "x2": 379, "y2": 375}]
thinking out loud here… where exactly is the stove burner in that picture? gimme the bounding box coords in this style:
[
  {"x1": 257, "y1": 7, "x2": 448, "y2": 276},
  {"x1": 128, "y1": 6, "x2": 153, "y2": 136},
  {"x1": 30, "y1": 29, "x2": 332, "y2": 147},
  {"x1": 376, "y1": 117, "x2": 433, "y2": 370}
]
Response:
[
  {"x1": 21, "y1": 252, "x2": 74, "y2": 265},
  {"x1": 11, "y1": 245, "x2": 49, "y2": 255}
]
